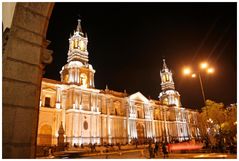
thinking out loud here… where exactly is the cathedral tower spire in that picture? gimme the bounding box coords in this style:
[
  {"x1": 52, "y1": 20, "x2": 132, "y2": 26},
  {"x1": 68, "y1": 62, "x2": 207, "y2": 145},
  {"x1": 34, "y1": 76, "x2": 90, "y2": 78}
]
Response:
[
  {"x1": 160, "y1": 59, "x2": 175, "y2": 91},
  {"x1": 60, "y1": 19, "x2": 95, "y2": 88},
  {"x1": 76, "y1": 19, "x2": 83, "y2": 36},
  {"x1": 159, "y1": 59, "x2": 181, "y2": 106},
  {"x1": 67, "y1": 19, "x2": 88, "y2": 63},
  {"x1": 162, "y1": 59, "x2": 168, "y2": 71}
]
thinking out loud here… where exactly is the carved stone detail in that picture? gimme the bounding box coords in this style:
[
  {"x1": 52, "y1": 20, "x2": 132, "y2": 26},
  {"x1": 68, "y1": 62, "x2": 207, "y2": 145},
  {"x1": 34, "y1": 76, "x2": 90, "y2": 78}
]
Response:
[
  {"x1": 41, "y1": 39, "x2": 53, "y2": 74},
  {"x1": 2, "y1": 28, "x2": 11, "y2": 53}
]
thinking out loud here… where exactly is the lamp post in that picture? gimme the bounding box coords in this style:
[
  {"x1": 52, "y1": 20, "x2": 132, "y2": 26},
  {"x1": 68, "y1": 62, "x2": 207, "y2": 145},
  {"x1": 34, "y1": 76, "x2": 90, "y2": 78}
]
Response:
[
  {"x1": 183, "y1": 62, "x2": 214, "y2": 105},
  {"x1": 198, "y1": 73, "x2": 206, "y2": 103},
  {"x1": 183, "y1": 62, "x2": 215, "y2": 141}
]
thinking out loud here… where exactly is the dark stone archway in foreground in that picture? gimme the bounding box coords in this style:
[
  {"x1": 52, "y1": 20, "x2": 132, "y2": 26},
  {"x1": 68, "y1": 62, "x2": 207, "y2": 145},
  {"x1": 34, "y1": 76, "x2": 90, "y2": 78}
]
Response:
[{"x1": 3, "y1": 2, "x2": 54, "y2": 158}]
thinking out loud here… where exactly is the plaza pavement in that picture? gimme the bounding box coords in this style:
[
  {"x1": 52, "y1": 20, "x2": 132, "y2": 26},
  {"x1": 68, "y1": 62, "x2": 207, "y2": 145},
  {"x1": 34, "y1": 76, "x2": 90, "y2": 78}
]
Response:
[{"x1": 37, "y1": 144, "x2": 237, "y2": 159}]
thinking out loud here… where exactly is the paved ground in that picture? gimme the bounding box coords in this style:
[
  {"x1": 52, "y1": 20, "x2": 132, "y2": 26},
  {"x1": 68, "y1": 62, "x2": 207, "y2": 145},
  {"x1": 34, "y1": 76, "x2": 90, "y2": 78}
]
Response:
[
  {"x1": 37, "y1": 144, "x2": 237, "y2": 159},
  {"x1": 38, "y1": 150, "x2": 237, "y2": 159},
  {"x1": 81, "y1": 151, "x2": 237, "y2": 159}
]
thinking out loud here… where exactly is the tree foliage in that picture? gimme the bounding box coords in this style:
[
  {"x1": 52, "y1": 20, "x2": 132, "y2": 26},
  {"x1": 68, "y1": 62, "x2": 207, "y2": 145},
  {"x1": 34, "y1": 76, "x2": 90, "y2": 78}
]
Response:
[{"x1": 198, "y1": 100, "x2": 237, "y2": 145}]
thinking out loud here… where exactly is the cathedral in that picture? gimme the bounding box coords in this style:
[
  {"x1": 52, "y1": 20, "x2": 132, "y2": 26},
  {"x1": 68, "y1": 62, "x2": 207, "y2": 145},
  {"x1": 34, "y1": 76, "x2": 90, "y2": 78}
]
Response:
[{"x1": 37, "y1": 20, "x2": 200, "y2": 147}]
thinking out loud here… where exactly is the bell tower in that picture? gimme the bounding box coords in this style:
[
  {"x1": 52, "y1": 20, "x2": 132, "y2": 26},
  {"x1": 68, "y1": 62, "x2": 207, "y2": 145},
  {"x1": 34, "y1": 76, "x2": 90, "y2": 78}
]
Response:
[
  {"x1": 60, "y1": 19, "x2": 95, "y2": 88},
  {"x1": 160, "y1": 59, "x2": 175, "y2": 91},
  {"x1": 159, "y1": 59, "x2": 181, "y2": 106},
  {"x1": 67, "y1": 19, "x2": 88, "y2": 63}
]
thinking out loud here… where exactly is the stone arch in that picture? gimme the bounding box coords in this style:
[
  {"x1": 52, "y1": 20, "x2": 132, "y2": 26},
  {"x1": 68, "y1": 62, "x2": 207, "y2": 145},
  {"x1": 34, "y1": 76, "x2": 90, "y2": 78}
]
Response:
[
  {"x1": 38, "y1": 124, "x2": 53, "y2": 146},
  {"x1": 3, "y1": 2, "x2": 54, "y2": 158},
  {"x1": 136, "y1": 123, "x2": 145, "y2": 143}
]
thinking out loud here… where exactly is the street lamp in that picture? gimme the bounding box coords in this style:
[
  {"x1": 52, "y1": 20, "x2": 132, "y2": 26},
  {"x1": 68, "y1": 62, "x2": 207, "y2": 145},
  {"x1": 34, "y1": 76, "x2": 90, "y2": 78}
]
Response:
[
  {"x1": 183, "y1": 67, "x2": 191, "y2": 75},
  {"x1": 200, "y1": 62, "x2": 208, "y2": 69},
  {"x1": 207, "y1": 68, "x2": 215, "y2": 74},
  {"x1": 183, "y1": 62, "x2": 215, "y2": 105},
  {"x1": 183, "y1": 63, "x2": 215, "y2": 143}
]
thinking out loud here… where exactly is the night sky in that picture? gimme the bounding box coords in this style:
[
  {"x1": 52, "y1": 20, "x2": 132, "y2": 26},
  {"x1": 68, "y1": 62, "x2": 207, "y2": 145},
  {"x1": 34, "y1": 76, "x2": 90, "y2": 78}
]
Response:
[{"x1": 45, "y1": 2, "x2": 237, "y2": 109}]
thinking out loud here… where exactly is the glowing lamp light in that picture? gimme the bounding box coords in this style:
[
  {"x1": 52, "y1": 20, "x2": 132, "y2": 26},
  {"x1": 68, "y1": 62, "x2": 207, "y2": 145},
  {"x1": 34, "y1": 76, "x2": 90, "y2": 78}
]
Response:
[
  {"x1": 207, "y1": 68, "x2": 214, "y2": 74},
  {"x1": 191, "y1": 74, "x2": 196, "y2": 78},
  {"x1": 200, "y1": 62, "x2": 208, "y2": 69},
  {"x1": 183, "y1": 68, "x2": 191, "y2": 75},
  {"x1": 207, "y1": 118, "x2": 213, "y2": 123}
]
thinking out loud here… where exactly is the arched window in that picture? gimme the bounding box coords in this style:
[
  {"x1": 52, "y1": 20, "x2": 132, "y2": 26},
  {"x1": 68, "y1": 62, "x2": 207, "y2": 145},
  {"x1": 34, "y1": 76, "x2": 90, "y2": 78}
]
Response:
[
  {"x1": 165, "y1": 74, "x2": 169, "y2": 81},
  {"x1": 163, "y1": 98, "x2": 168, "y2": 105},
  {"x1": 64, "y1": 74, "x2": 69, "y2": 82},
  {"x1": 70, "y1": 40, "x2": 74, "y2": 50},
  {"x1": 80, "y1": 73, "x2": 87, "y2": 87},
  {"x1": 74, "y1": 39, "x2": 78, "y2": 48},
  {"x1": 38, "y1": 124, "x2": 52, "y2": 145},
  {"x1": 113, "y1": 101, "x2": 121, "y2": 116},
  {"x1": 162, "y1": 75, "x2": 166, "y2": 82},
  {"x1": 79, "y1": 40, "x2": 86, "y2": 51},
  {"x1": 137, "y1": 108, "x2": 144, "y2": 118}
]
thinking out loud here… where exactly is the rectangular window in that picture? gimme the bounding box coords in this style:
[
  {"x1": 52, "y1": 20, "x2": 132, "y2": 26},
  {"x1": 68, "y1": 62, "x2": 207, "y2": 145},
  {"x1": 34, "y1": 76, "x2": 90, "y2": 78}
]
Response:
[
  {"x1": 45, "y1": 97, "x2": 51, "y2": 107},
  {"x1": 166, "y1": 74, "x2": 169, "y2": 81}
]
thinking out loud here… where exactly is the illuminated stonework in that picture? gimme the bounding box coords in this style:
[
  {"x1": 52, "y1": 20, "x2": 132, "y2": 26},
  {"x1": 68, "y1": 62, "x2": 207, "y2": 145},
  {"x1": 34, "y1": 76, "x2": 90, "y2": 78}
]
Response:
[
  {"x1": 159, "y1": 59, "x2": 181, "y2": 107},
  {"x1": 37, "y1": 20, "x2": 200, "y2": 147},
  {"x1": 60, "y1": 20, "x2": 95, "y2": 88}
]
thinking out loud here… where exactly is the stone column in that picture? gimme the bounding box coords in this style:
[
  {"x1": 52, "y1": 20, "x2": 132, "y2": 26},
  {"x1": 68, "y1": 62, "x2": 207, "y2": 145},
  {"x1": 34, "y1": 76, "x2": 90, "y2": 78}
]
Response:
[
  {"x1": 100, "y1": 115, "x2": 103, "y2": 144},
  {"x1": 163, "y1": 107, "x2": 169, "y2": 142},
  {"x1": 61, "y1": 91, "x2": 66, "y2": 130},
  {"x1": 2, "y1": 3, "x2": 54, "y2": 158},
  {"x1": 151, "y1": 107, "x2": 155, "y2": 139},
  {"x1": 89, "y1": 93, "x2": 91, "y2": 111},
  {"x1": 106, "y1": 98, "x2": 109, "y2": 143},
  {"x1": 90, "y1": 115, "x2": 92, "y2": 143},
  {"x1": 126, "y1": 102, "x2": 129, "y2": 143},
  {"x1": 80, "y1": 113, "x2": 83, "y2": 145},
  {"x1": 80, "y1": 91, "x2": 82, "y2": 110}
]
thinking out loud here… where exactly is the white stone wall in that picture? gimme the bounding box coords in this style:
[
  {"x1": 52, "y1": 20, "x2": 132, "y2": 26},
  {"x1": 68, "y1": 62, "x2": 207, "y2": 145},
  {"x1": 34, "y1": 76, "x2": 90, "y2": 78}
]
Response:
[
  {"x1": 37, "y1": 107, "x2": 62, "y2": 146},
  {"x1": 37, "y1": 79, "x2": 200, "y2": 146}
]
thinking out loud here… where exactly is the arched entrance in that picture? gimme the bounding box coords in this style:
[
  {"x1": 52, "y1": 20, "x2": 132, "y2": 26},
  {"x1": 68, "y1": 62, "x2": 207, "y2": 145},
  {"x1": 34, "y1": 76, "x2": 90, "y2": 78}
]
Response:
[
  {"x1": 38, "y1": 124, "x2": 52, "y2": 146},
  {"x1": 3, "y1": 2, "x2": 54, "y2": 158},
  {"x1": 136, "y1": 123, "x2": 145, "y2": 143}
]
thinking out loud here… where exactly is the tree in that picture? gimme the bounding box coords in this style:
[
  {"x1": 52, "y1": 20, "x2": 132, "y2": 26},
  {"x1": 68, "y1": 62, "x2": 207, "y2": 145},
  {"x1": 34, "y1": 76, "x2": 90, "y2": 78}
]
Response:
[
  {"x1": 222, "y1": 104, "x2": 237, "y2": 144},
  {"x1": 198, "y1": 100, "x2": 237, "y2": 146}
]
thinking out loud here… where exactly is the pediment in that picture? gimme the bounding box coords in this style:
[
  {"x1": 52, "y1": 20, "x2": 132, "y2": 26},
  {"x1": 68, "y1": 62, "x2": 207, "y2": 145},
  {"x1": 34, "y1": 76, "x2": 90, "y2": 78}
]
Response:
[
  {"x1": 42, "y1": 87, "x2": 56, "y2": 93},
  {"x1": 129, "y1": 92, "x2": 149, "y2": 103}
]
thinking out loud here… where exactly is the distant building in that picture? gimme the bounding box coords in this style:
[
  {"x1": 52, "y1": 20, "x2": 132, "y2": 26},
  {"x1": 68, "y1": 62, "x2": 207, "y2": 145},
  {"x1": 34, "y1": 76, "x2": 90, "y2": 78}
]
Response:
[{"x1": 37, "y1": 20, "x2": 200, "y2": 146}]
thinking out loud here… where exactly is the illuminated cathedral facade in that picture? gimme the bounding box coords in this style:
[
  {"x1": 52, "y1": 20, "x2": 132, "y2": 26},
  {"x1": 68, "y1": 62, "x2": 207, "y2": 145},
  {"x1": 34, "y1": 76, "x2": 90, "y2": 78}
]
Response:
[{"x1": 37, "y1": 20, "x2": 200, "y2": 146}]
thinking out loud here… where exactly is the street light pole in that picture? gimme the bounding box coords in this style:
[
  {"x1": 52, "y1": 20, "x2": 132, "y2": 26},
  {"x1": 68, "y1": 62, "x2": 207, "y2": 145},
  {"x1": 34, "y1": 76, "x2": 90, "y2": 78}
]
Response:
[
  {"x1": 182, "y1": 62, "x2": 214, "y2": 106},
  {"x1": 198, "y1": 72, "x2": 210, "y2": 143},
  {"x1": 198, "y1": 73, "x2": 206, "y2": 104}
]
